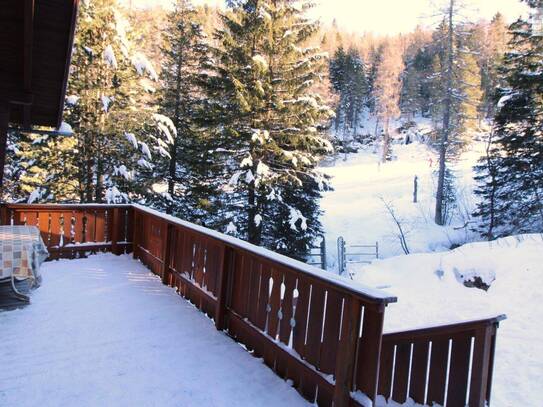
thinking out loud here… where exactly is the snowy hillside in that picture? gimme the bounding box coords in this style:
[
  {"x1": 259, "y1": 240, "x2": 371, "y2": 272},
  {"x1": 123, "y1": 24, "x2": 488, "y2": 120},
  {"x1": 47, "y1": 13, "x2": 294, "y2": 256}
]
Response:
[
  {"x1": 320, "y1": 132, "x2": 487, "y2": 271},
  {"x1": 320, "y1": 120, "x2": 543, "y2": 405},
  {"x1": 351, "y1": 234, "x2": 543, "y2": 406}
]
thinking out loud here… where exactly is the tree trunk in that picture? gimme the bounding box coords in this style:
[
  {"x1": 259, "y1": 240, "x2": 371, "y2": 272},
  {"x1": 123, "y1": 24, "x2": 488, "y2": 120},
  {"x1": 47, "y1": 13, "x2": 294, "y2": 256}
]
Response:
[
  {"x1": 435, "y1": 0, "x2": 454, "y2": 226},
  {"x1": 167, "y1": 43, "x2": 184, "y2": 215},
  {"x1": 382, "y1": 117, "x2": 390, "y2": 162},
  {"x1": 247, "y1": 179, "x2": 261, "y2": 245},
  {"x1": 95, "y1": 153, "x2": 103, "y2": 203},
  {"x1": 485, "y1": 130, "x2": 496, "y2": 239},
  {"x1": 84, "y1": 133, "x2": 94, "y2": 203}
]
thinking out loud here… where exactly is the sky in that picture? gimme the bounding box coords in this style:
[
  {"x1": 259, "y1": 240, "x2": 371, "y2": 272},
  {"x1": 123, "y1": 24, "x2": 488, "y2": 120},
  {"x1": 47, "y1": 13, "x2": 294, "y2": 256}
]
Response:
[{"x1": 127, "y1": 0, "x2": 529, "y2": 35}]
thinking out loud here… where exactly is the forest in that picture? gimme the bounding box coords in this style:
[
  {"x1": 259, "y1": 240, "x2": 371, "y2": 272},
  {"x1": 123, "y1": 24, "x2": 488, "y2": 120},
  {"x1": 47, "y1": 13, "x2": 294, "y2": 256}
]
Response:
[{"x1": 4, "y1": 0, "x2": 542, "y2": 261}]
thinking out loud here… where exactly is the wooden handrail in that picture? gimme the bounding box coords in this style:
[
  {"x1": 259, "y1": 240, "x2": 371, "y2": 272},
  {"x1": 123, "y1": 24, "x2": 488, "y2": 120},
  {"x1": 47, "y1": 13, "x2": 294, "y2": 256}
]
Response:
[
  {"x1": 382, "y1": 315, "x2": 506, "y2": 342},
  {"x1": 0, "y1": 203, "x2": 506, "y2": 407},
  {"x1": 132, "y1": 204, "x2": 397, "y2": 305},
  {"x1": 379, "y1": 315, "x2": 505, "y2": 406}
]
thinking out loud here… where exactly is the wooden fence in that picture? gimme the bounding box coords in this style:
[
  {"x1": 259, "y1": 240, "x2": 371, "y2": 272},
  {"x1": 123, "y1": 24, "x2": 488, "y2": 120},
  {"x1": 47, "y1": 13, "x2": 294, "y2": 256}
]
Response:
[{"x1": 0, "y1": 203, "x2": 505, "y2": 407}]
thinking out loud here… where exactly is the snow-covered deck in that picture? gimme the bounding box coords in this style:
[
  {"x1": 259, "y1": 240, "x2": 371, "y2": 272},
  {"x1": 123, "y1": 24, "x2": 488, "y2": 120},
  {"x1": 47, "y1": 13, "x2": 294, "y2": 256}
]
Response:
[{"x1": 0, "y1": 254, "x2": 307, "y2": 407}]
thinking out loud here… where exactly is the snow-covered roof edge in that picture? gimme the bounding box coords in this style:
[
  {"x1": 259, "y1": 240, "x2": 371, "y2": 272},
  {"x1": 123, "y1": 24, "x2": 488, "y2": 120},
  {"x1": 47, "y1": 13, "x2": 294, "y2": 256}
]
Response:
[{"x1": 132, "y1": 204, "x2": 397, "y2": 304}]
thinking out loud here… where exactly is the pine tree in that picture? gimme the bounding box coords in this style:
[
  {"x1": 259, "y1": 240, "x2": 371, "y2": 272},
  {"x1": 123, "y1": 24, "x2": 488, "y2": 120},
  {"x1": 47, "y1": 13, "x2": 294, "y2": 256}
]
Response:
[
  {"x1": 329, "y1": 46, "x2": 368, "y2": 153},
  {"x1": 366, "y1": 44, "x2": 384, "y2": 114},
  {"x1": 430, "y1": 1, "x2": 483, "y2": 225},
  {"x1": 63, "y1": 0, "x2": 161, "y2": 203},
  {"x1": 329, "y1": 46, "x2": 347, "y2": 132},
  {"x1": 345, "y1": 48, "x2": 368, "y2": 136},
  {"x1": 145, "y1": 0, "x2": 218, "y2": 223},
  {"x1": 204, "y1": 0, "x2": 333, "y2": 260},
  {"x1": 5, "y1": 131, "x2": 79, "y2": 203},
  {"x1": 474, "y1": 0, "x2": 543, "y2": 238},
  {"x1": 400, "y1": 29, "x2": 433, "y2": 119}
]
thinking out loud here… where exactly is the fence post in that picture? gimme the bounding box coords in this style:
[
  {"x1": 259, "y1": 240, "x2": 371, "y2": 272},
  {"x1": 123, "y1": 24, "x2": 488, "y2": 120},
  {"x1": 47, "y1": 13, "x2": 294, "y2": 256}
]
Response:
[
  {"x1": 337, "y1": 236, "x2": 346, "y2": 275},
  {"x1": 215, "y1": 244, "x2": 232, "y2": 331},
  {"x1": 333, "y1": 295, "x2": 362, "y2": 406},
  {"x1": 320, "y1": 236, "x2": 327, "y2": 270}
]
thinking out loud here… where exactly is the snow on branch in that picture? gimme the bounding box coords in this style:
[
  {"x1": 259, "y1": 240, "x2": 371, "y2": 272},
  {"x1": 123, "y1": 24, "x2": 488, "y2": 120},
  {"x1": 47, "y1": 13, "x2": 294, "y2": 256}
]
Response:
[
  {"x1": 125, "y1": 132, "x2": 139, "y2": 149},
  {"x1": 132, "y1": 53, "x2": 159, "y2": 81},
  {"x1": 288, "y1": 206, "x2": 308, "y2": 231},
  {"x1": 103, "y1": 45, "x2": 118, "y2": 69},
  {"x1": 153, "y1": 113, "x2": 177, "y2": 143}
]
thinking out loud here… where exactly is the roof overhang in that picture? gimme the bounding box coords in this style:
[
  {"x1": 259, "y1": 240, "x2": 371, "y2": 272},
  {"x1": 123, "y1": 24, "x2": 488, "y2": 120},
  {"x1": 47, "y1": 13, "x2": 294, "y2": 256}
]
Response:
[{"x1": 0, "y1": 0, "x2": 79, "y2": 129}]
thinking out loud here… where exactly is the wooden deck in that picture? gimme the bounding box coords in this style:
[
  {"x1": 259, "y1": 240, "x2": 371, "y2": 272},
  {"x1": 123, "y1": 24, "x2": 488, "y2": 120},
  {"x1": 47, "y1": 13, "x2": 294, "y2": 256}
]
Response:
[
  {"x1": 0, "y1": 255, "x2": 308, "y2": 406},
  {"x1": 0, "y1": 203, "x2": 505, "y2": 407}
]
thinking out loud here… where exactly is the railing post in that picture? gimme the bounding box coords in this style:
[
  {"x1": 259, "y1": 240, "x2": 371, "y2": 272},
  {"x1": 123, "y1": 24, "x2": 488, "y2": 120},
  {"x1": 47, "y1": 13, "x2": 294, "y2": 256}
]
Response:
[
  {"x1": 469, "y1": 324, "x2": 495, "y2": 406},
  {"x1": 0, "y1": 205, "x2": 8, "y2": 225},
  {"x1": 132, "y1": 207, "x2": 139, "y2": 260},
  {"x1": 110, "y1": 207, "x2": 121, "y2": 255},
  {"x1": 160, "y1": 222, "x2": 173, "y2": 285},
  {"x1": 333, "y1": 295, "x2": 362, "y2": 406},
  {"x1": 356, "y1": 303, "x2": 386, "y2": 403},
  {"x1": 215, "y1": 244, "x2": 232, "y2": 331}
]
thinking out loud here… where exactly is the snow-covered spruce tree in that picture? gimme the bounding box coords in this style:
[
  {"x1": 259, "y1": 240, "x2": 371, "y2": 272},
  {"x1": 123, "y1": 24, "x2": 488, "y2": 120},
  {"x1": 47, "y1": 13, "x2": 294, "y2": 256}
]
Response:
[
  {"x1": 3, "y1": 130, "x2": 79, "y2": 203},
  {"x1": 400, "y1": 28, "x2": 434, "y2": 119},
  {"x1": 329, "y1": 46, "x2": 368, "y2": 140},
  {"x1": 429, "y1": 1, "x2": 483, "y2": 225},
  {"x1": 329, "y1": 46, "x2": 347, "y2": 133},
  {"x1": 145, "y1": 0, "x2": 219, "y2": 222},
  {"x1": 473, "y1": 0, "x2": 543, "y2": 239},
  {"x1": 63, "y1": 0, "x2": 163, "y2": 203},
  {"x1": 366, "y1": 44, "x2": 384, "y2": 115},
  {"x1": 204, "y1": 0, "x2": 333, "y2": 260}
]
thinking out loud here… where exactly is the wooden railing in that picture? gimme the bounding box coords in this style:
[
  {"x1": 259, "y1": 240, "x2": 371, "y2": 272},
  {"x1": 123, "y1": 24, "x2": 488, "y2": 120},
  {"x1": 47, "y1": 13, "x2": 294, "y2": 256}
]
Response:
[
  {"x1": 378, "y1": 316, "x2": 505, "y2": 407},
  {"x1": 0, "y1": 204, "x2": 133, "y2": 258},
  {"x1": 0, "y1": 203, "x2": 506, "y2": 407}
]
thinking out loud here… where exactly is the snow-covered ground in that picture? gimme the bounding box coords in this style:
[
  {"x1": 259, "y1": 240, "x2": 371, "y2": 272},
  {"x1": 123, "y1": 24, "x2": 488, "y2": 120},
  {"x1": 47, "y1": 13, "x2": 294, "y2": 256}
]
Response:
[
  {"x1": 320, "y1": 136, "x2": 485, "y2": 271},
  {"x1": 0, "y1": 254, "x2": 307, "y2": 407},
  {"x1": 355, "y1": 234, "x2": 543, "y2": 406},
  {"x1": 321, "y1": 123, "x2": 543, "y2": 405}
]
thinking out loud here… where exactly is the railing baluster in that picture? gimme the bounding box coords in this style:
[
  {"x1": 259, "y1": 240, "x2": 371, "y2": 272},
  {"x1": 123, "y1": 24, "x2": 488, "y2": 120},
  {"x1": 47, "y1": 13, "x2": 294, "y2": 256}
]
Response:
[
  {"x1": 215, "y1": 244, "x2": 232, "y2": 331},
  {"x1": 356, "y1": 304, "x2": 386, "y2": 402},
  {"x1": 333, "y1": 295, "x2": 361, "y2": 406},
  {"x1": 160, "y1": 222, "x2": 173, "y2": 284}
]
